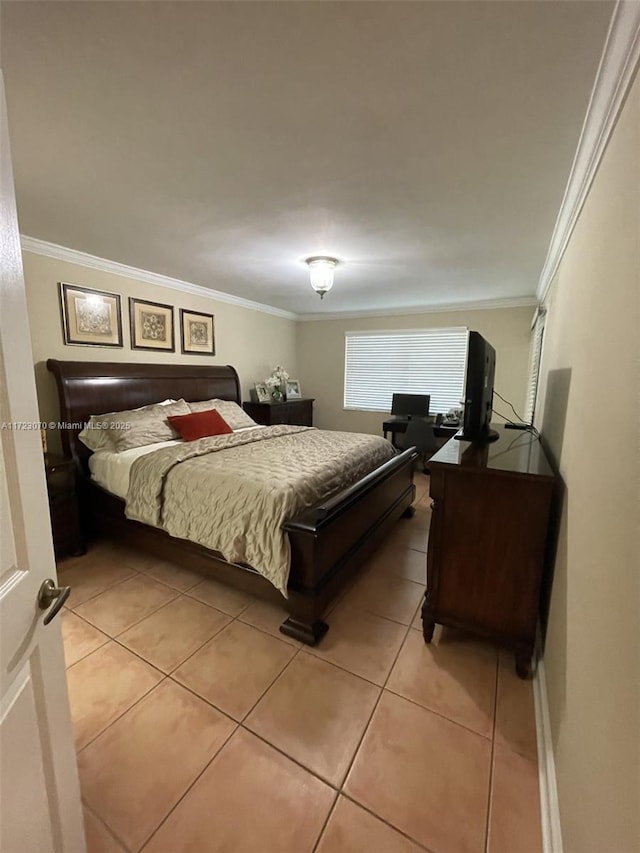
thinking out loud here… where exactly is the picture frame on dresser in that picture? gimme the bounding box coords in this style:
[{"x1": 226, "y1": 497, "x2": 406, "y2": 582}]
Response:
[
  {"x1": 253, "y1": 382, "x2": 271, "y2": 403},
  {"x1": 180, "y1": 308, "x2": 215, "y2": 355},
  {"x1": 58, "y1": 282, "x2": 123, "y2": 348},
  {"x1": 129, "y1": 297, "x2": 175, "y2": 352},
  {"x1": 286, "y1": 379, "x2": 301, "y2": 399}
]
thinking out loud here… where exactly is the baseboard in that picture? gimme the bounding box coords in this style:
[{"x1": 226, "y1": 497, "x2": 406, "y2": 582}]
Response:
[{"x1": 533, "y1": 655, "x2": 564, "y2": 853}]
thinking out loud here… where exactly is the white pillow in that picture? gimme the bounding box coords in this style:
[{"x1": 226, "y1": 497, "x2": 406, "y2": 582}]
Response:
[
  {"x1": 78, "y1": 399, "x2": 178, "y2": 452},
  {"x1": 188, "y1": 398, "x2": 258, "y2": 430}
]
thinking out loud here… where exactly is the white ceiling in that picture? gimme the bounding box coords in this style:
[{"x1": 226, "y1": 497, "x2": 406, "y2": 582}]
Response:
[{"x1": 2, "y1": 1, "x2": 614, "y2": 317}]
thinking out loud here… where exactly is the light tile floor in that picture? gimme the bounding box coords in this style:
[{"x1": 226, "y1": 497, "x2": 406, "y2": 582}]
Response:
[{"x1": 58, "y1": 474, "x2": 542, "y2": 853}]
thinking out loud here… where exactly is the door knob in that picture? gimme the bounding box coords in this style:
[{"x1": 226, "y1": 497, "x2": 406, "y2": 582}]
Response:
[{"x1": 38, "y1": 578, "x2": 71, "y2": 625}]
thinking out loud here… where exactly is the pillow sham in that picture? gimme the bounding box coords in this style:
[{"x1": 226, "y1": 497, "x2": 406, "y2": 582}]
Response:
[
  {"x1": 187, "y1": 399, "x2": 257, "y2": 430},
  {"x1": 78, "y1": 399, "x2": 179, "y2": 452},
  {"x1": 167, "y1": 409, "x2": 233, "y2": 441},
  {"x1": 108, "y1": 399, "x2": 191, "y2": 452}
]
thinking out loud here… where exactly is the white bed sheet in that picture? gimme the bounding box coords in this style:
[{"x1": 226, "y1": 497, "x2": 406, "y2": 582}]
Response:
[
  {"x1": 89, "y1": 440, "x2": 181, "y2": 499},
  {"x1": 89, "y1": 425, "x2": 265, "y2": 499}
]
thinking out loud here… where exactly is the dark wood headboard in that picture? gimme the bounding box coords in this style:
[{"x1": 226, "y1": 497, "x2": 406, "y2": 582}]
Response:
[{"x1": 47, "y1": 360, "x2": 241, "y2": 469}]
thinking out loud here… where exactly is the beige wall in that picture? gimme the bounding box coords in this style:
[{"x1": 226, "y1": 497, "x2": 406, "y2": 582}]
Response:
[
  {"x1": 23, "y1": 252, "x2": 297, "y2": 452},
  {"x1": 536, "y1": 74, "x2": 639, "y2": 852},
  {"x1": 24, "y1": 250, "x2": 532, "y2": 449},
  {"x1": 296, "y1": 306, "x2": 533, "y2": 434}
]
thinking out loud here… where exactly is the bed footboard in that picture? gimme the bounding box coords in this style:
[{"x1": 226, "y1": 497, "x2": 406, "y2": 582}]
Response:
[{"x1": 281, "y1": 447, "x2": 418, "y2": 643}]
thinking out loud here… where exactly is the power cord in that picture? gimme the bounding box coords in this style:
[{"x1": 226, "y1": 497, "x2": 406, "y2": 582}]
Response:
[{"x1": 493, "y1": 391, "x2": 539, "y2": 437}]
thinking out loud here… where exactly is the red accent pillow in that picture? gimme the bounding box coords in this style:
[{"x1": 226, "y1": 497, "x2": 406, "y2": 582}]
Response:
[{"x1": 167, "y1": 409, "x2": 233, "y2": 441}]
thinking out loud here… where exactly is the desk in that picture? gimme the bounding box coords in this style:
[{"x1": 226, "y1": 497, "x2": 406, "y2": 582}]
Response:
[{"x1": 383, "y1": 418, "x2": 459, "y2": 448}]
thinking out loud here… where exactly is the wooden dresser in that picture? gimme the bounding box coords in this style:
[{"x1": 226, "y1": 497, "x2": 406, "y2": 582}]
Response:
[
  {"x1": 243, "y1": 399, "x2": 314, "y2": 427},
  {"x1": 423, "y1": 425, "x2": 554, "y2": 677}
]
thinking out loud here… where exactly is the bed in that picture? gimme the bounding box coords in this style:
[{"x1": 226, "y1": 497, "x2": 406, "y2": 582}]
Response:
[{"x1": 47, "y1": 360, "x2": 417, "y2": 645}]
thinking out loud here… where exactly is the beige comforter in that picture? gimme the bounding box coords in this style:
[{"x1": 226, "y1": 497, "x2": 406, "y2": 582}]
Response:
[{"x1": 125, "y1": 425, "x2": 396, "y2": 594}]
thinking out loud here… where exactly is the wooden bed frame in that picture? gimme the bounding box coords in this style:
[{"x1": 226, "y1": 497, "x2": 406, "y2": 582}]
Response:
[{"x1": 47, "y1": 360, "x2": 417, "y2": 645}]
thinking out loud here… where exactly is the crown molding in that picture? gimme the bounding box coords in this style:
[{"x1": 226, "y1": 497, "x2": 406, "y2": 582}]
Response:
[
  {"x1": 21, "y1": 235, "x2": 538, "y2": 322},
  {"x1": 20, "y1": 235, "x2": 298, "y2": 321},
  {"x1": 297, "y1": 295, "x2": 538, "y2": 322},
  {"x1": 537, "y1": 0, "x2": 640, "y2": 303}
]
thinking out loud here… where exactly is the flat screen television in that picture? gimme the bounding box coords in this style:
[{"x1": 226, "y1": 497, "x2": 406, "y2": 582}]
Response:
[
  {"x1": 455, "y1": 331, "x2": 499, "y2": 444},
  {"x1": 391, "y1": 393, "x2": 430, "y2": 419}
]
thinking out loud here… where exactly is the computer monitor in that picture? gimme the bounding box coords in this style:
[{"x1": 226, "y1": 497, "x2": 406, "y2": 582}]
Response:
[{"x1": 391, "y1": 393, "x2": 430, "y2": 419}]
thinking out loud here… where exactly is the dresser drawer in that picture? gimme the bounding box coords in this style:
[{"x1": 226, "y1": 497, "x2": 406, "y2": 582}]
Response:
[{"x1": 243, "y1": 399, "x2": 314, "y2": 427}]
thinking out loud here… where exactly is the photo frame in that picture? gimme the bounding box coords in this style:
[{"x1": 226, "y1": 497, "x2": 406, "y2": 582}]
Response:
[
  {"x1": 286, "y1": 379, "x2": 302, "y2": 399},
  {"x1": 58, "y1": 282, "x2": 123, "y2": 348},
  {"x1": 129, "y1": 298, "x2": 174, "y2": 352},
  {"x1": 254, "y1": 382, "x2": 271, "y2": 403},
  {"x1": 180, "y1": 309, "x2": 215, "y2": 355}
]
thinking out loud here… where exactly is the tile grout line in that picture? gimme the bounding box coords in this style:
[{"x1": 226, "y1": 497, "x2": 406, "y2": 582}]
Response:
[
  {"x1": 79, "y1": 636, "x2": 434, "y2": 853},
  {"x1": 332, "y1": 615, "x2": 458, "y2": 851},
  {"x1": 338, "y1": 792, "x2": 437, "y2": 853},
  {"x1": 136, "y1": 624, "x2": 420, "y2": 849},
  {"x1": 383, "y1": 680, "x2": 496, "y2": 743},
  {"x1": 65, "y1": 535, "x2": 447, "y2": 850},
  {"x1": 80, "y1": 616, "x2": 300, "y2": 851},
  {"x1": 237, "y1": 726, "x2": 343, "y2": 794},
  {"x1": 329, "y1": 615, "x2": 416, "y2": 836},
  {"x1": 76, "y1": 672, "x2": 168, "y2": 756},
  {"x1": 70, "y1": 568, "x2": 248, "y2": 663},
  {"x1": 61, "y1": 609, "x2": 110, "y2": 669},
  {"x1": 82, "y1": 798, "x2": 132, "y2": 853},
  {"x1": 69, "y1": 577, "x2": 182, "y2": 636},
  {"x1": 303, "y1": 644, "x2": 396, "y2": 691},
  {"x1": 136, "y1": 718, "x2": 240, "y2": 853},
  {"x1": 65, "y1": 580, "x2": 196, "y2": 757},
  {"x1": 237, "y1": 639, "x2": 305, "y2": 721},
  {"x1": 133, "y1": 608, "x2": 320, "y2": 849},
  {"x1": 62, "y1": 567, "x2": 142, "y2": 610},
  {"x1": 336, "y1": 596, "x2": 424, "y2": 629},
  {"x1": 81, "y1": 616, "x2": 504, "y2": 852},
  {"x1": 123, "y1": 613, "x2": 232, "y2": 678},
  {"x1": 234, "y1": 633, "x2": 429, "y2": 793},
  {"x1": 310, "y1": 791, "x2": 341, "y2": 853}
]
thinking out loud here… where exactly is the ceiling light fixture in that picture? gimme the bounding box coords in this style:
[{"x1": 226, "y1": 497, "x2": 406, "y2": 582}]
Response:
[{"x1": 306, "y1": 256, "x2": 338, "y2": 300}]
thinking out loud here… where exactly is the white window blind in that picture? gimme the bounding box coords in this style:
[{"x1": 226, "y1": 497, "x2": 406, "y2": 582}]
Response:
[
  {"x1": 524, "y1": 308, "x2": 546, "y2": 422},
  {"x1": 344, "y1": 327, "x2": 468, "y2": 414}
]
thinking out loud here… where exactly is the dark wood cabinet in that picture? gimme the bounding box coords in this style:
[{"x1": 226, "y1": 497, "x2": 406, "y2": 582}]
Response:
[
  {"x1": 45, "y1": 453, "x2": 84, "y2": 559},
  {"x1": 423, "y1": 426, "x2": 554, "y2": 678},
  {"x1": 243, "y1": 398, "x2": 314, "y2": 427}
]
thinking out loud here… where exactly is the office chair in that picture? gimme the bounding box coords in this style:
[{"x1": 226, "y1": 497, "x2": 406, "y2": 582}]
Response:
[{"x1": 396, "y1": 419, "x2": 439, "y2": 473}]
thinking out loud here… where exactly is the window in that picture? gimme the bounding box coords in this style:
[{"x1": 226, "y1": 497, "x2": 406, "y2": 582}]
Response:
[
  {"x1": 524, "y1": 307, "x2": 546, "y2": 423},
  {"x1": 344, "y1": 327, "x2": 468, "y2": 413}
]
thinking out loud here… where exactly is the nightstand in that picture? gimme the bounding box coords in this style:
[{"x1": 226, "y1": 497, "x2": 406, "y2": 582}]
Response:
[
  {"x1": 44, "y1": 453, "x2": 84, "y2": 559},
  {"x1": 243, "y1": 399, "x2": 314, "y2": 427}
]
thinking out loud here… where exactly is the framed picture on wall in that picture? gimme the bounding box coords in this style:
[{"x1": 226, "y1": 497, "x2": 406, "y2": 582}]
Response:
[
  {"x1": 129, "y1": 298, "x2": 175, "y2": 352},
  {"x1": 180, "y1": 309, "x2": 215, "y2": 355},
  {"x1": 58, "y1": 282, "x2": 123, "y2": 348}
]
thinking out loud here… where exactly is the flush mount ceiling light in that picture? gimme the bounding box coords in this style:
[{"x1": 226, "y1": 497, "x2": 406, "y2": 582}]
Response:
[{"x1": 306, "y1": 256, "x2": 338, "y2": 300}]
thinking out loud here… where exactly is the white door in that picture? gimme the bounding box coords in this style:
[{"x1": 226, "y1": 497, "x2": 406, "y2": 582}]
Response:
[{"x1": 0, "y1": 72, "x2": 85, "y2": 853}]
